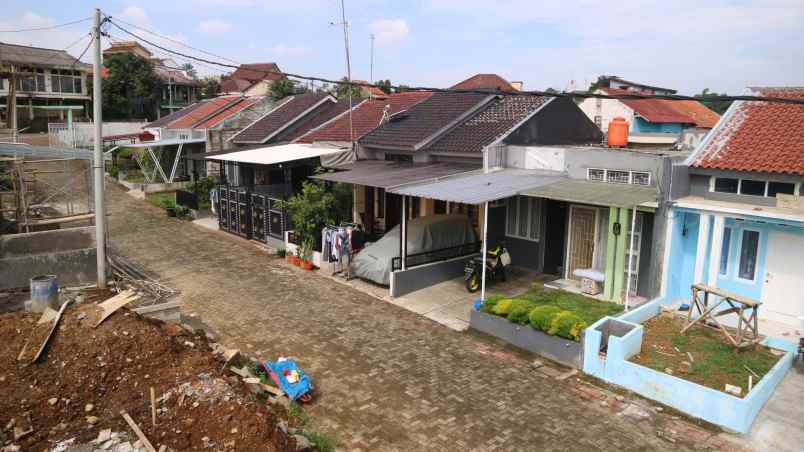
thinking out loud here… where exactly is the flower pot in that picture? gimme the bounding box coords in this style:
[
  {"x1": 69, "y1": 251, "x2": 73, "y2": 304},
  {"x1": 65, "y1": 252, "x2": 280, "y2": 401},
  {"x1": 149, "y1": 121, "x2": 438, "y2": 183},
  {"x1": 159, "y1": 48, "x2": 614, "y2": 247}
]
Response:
[
  {"x1": 285, "y1": 254, "x2": 293, "y2": 263},
  {"x1": 292, "y1": 256, "x2": 301, "y2": 266},
  {"x1": 301, "y1": 260, "x2": 313, "y2": 271}
]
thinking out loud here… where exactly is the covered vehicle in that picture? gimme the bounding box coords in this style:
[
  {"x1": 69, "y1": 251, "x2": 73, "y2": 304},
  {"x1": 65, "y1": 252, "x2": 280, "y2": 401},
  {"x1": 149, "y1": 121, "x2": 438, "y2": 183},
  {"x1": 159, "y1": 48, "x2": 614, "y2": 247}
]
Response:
[{"x1": 352, "y1": 214, "x2": 478, "y2": 285}]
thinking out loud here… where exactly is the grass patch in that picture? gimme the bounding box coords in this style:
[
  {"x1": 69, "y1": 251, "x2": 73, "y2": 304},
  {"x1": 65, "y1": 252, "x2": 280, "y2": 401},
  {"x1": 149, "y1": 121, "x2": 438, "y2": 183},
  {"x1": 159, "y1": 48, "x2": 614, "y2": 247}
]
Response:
[
  {"x1": 287, "y1": 402, "x2": 337, "y2": 452},
  {"x1": 631, "y1": 313, "x2": 781, "y2": 397},
  {"x1": 122, "y1": 169, "x2": 147, "y2": 183},
  {"x1": 517, "y1": 284, "x2": 624, "y2": 326},
  {"x1": 145, "y1": 192, "x2": 175, "y2": 209}
]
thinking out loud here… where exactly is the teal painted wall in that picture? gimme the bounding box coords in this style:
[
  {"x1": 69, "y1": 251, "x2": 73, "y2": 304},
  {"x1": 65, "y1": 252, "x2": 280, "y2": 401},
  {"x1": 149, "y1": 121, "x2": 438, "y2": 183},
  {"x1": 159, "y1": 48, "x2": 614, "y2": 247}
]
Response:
[{"x1": 631, "y1": 117, "x2": 684, "y2": 134}]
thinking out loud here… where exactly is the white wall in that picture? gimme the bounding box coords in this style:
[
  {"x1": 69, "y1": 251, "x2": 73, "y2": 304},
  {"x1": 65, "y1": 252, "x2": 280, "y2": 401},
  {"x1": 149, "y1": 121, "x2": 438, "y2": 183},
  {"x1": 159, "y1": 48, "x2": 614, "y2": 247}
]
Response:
[
  {"x1": 504, "y1": 145, "x2": 565, "y2": 171},
  {"x1": 576, "y1": 90, "x2": 634, "y2": 133}
]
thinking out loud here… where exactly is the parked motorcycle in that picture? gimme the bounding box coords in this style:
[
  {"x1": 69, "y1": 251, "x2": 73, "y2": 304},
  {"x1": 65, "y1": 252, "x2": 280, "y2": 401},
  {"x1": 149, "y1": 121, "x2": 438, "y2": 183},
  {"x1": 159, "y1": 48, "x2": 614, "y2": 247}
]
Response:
[{"x1": 464, "y1": 243, "x2": 511, "y2": 292}]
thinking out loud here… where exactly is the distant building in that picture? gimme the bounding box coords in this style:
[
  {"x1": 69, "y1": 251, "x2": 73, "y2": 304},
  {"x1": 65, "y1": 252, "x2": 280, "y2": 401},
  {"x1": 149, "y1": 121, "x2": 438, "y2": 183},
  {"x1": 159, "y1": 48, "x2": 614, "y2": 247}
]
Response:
[
  {"x1": 0, "y1": 41, "x2": 92, "y2": 131},
  {"x1": 103, "y1": 41, "x2": 202, "y2": 118},
  {"x1": 220, "y1": 63, "x2": 284, "y2": 96},
  {"x1": 451, "y1": 74, "x2": 520, "y2": 92}
]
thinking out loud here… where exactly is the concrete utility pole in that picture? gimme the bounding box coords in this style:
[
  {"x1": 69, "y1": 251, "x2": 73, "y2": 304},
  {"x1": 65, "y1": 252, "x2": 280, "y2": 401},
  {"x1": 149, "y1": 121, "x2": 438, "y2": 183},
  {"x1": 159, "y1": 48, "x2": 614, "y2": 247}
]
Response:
[
  {"x1": 339, "y1": 0, "x2": 354, "y2": 148},
  {"x1": 92, "y1": 8, "x2": 107, "y2": 287}
]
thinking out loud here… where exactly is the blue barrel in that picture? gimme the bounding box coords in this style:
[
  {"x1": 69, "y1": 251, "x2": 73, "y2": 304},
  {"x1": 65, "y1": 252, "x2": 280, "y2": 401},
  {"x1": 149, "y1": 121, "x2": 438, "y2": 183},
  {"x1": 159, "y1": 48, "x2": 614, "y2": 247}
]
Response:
[{"x1": 30, "y1": 275, "x2": 59, "y2": 313}]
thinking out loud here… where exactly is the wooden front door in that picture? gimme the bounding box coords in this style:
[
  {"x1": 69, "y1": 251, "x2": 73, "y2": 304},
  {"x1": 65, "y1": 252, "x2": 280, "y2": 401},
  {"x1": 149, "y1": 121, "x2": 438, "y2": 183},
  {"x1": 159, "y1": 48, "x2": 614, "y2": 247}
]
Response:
[{"x1": 566, "y1": 206, "x2": 597, "y2": 280}]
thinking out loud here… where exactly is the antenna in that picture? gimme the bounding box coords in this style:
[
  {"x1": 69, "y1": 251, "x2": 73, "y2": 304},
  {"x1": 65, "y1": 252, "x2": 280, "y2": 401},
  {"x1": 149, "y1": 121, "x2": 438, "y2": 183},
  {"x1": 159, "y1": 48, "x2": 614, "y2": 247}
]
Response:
[
  {"x1": 337, "y1": 0, "x2": 354, "y2": 147},
  {"x1": 370, "y1": 33, "x2": 375, "y2": 84}
]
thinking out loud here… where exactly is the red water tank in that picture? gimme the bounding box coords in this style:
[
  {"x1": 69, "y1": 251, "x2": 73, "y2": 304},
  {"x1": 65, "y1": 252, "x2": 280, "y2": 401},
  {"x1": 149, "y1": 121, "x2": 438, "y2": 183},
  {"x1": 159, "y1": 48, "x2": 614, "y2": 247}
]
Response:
[{"x1": 607, "y1": 117, "x2": 629, "y2": 148}]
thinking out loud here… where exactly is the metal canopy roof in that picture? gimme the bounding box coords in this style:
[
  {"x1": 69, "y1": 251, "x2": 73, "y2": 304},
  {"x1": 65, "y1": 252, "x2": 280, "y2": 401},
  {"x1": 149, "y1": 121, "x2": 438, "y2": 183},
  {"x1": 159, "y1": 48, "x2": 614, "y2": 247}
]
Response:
[
  {"x1": 310, "y1": 160, "x2": 477, "y2": 189},
  {"x1": 389, "y1": 168, "x2": 565, "y2": 204},
  {"x1": 205, "y1": 143, "x2": 348, "y2": 165},
  {"x1": 521, "y1": 179, "x2": 659, "y2": 207},
  {"x1": 122, "y1": 138, "x2": 206, "y2": 148},
  {"x1": 0, "y1": 143, "x2": 93, "y2": 160}
]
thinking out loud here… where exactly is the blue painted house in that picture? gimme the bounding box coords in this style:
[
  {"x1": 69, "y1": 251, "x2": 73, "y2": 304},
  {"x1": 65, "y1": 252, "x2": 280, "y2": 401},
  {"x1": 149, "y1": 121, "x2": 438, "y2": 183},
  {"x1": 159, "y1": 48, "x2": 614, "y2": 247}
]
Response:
[{"x1": 662, "y1": 87, "x2": 804, "y2": 331}]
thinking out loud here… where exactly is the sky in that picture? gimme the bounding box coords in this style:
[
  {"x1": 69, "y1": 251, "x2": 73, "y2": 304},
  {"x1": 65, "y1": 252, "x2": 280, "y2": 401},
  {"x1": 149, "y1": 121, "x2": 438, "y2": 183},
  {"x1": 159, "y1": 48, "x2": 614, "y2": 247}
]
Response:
[{"x1": 1, "y1": 0, "x2": 803, "y2": 95}]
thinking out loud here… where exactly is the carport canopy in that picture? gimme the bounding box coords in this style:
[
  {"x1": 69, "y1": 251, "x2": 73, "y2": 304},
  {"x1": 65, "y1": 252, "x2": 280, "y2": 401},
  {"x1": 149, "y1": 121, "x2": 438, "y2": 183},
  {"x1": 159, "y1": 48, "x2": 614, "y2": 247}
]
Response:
[
  {"x1": 310, "y1": 160, "x2": 477, "y2": 189},
  {"x1": 204, "y1": 143, "x2": 347, "y2": 166},
  {"x1": 520, "y1": 179, "x2": 659, "y2": 207},
  {"x1": 389, "y1": 168, "x2": 566, "y2": 204}
]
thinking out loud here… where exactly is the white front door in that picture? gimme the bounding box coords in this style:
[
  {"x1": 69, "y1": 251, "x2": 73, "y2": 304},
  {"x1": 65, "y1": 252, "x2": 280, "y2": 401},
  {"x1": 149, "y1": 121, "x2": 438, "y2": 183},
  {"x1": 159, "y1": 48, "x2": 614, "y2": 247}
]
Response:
[{"x1": 762, "y1": 232, "x2": 804, "y2": 326}]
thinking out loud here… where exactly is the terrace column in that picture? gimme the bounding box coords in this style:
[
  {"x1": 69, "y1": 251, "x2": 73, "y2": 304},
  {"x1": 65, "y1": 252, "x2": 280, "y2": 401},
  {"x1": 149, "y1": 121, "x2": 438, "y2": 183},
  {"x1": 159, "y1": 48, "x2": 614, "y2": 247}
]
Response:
[
  {"x1": 480, "y1": 201, "x2": 489, "y2": 302},
  {"x1": 707, "y1": 214, "x2": 725, "y2": 287},
  {"x1": 693, "y1": 213, "x2": 712, "y2": 285},
  {"x1": 401, "y1": 196, "x2": 407, "y2": 271}
]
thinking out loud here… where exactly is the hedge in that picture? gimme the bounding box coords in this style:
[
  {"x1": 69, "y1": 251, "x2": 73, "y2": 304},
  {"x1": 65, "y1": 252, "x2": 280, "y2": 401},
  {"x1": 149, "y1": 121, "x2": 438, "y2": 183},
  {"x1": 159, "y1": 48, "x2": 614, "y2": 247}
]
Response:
[
  {"x1": 548, "y1": 311, "x2": 587, "y2": 341},
  {"x1": 528, "y1": 305, "x2": 563, "y2": 332},
  {"x1": 507, "y1": 299, "x2": 533, "y2": 324}
]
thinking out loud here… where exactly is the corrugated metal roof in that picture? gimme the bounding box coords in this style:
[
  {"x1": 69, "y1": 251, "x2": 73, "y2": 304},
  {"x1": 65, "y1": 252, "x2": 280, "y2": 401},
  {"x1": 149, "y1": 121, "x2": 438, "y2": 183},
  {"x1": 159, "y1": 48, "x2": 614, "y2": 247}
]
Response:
[
  {"x1": 310, "y1": 161, "x2": 477, "y2": 189},
  {"x1": 0, "y1": 41, "x2": 91, "y2": 70},
  {"x1": 521, "y1": 179, "x2": 659, "y2": 207},
  {"x1": 389, "y1": 168, "x2": 565, "y2": 204}
]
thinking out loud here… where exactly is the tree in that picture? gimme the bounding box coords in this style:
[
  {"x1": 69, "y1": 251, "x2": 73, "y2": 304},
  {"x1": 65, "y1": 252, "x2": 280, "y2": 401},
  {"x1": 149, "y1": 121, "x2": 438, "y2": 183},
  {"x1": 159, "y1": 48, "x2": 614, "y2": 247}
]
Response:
[
  {"x1": 282, "y1": 181, "x2": 336, "y2": 260},
  {"x1": 200, "y1": 76, "x2": 221, "y2": 99},
  {"x1": 180, "y1": 63, "x2": 197, "y2": 80},
  {"x1": 695, "y1": 88, "x2": 733, "y2": 115},
  {"x1": 269, "y1": 78, "x2": 306, "y2": 101},
  {"x1": 334, "y1": 77, "x2": 362, "y2": 101},
  {"x1": 375, "y1": 79, "x2": 392, "y2": 94},
  {"x1": 102, "y1": 53, "x2": 161, "y2": 120}
]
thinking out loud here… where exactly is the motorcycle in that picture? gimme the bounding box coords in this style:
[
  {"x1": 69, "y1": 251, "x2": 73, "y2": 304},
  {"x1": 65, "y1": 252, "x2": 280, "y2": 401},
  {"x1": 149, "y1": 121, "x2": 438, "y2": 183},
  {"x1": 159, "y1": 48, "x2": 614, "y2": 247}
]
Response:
[{"x1": 464, "y1": 243, "x2": 511, "y2": 292}]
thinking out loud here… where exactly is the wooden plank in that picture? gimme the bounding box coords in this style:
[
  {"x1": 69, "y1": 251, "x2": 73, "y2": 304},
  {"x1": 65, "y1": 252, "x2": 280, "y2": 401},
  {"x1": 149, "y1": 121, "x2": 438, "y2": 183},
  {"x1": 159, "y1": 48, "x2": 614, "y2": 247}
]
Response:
[
  {"x1": 150, "y1": 387, "x2": 157, "y2": 427},
  {"x1": 22, "y1": 212, "x2": 95, "y2": 227},
  {"x1": 93, "y1": 290, "x2": 138, "y2": 328},
  {"x1": 120, "y1": 411, "x2": 157, "y2": 452},
  {"x1": 691, "y1": 283, "x2": 760, "y2": 307},
  {"x1": 27, "y1": 299, "x2": 70, "y2": 364}
]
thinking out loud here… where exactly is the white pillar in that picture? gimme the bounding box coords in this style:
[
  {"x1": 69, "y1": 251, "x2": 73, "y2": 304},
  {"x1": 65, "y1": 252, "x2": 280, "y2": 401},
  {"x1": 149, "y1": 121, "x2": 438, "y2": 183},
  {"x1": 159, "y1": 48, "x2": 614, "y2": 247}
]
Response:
[
  {"x1": 92, "y1": 8, "x2": 107, "y2": 288},
  {"x1": 707, "y1": 214, "x2": 725, "y2": 287},
  {"x1": 480, "y1": 201, "x2": 489, "y2": 301},
  {"x1": 401, "y1": 196, "x2": 407, "y2": 271},
  {"x1": 693, "y1": 213, "x2": 711, "y2": 285}
]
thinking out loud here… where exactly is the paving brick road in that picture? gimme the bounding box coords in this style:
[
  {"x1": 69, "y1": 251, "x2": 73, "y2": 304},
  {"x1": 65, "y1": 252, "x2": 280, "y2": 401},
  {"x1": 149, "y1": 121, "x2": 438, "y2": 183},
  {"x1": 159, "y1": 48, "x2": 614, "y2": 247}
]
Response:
[{"x1": 106, "y1": 183, "x2": 747, "y2": 452}]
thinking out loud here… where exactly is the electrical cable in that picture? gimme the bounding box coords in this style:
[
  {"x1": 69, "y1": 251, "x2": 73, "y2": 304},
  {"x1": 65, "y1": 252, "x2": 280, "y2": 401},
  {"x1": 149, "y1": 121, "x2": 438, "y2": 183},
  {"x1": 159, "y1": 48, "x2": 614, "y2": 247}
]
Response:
[
  {"x1": 0, "y1": 17, "x2": 91, "y2": 33},
  {"x1": 70, "y1": 36, "x2": 93, "y2": 69},
  {"x1": 63, "y1": 32, "x2": 91, "y2": 51},
  {"x1": 106, "y1": 18, "x2": 804, "y2": 106}
]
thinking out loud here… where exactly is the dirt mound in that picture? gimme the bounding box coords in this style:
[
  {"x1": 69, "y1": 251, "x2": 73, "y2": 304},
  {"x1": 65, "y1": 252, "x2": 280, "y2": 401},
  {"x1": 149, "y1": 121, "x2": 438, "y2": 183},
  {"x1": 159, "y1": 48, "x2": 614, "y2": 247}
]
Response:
[{"x1": 0, "y1": 301, "x2": 296, "y2": 451}]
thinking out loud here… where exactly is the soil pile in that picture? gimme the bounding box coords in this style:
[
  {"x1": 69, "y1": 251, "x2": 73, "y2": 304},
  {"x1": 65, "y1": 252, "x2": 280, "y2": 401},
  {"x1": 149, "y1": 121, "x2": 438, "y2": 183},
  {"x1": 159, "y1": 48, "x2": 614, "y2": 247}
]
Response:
[{"x1": 0, "y1": 299, "x2": 296, "y2": 451}]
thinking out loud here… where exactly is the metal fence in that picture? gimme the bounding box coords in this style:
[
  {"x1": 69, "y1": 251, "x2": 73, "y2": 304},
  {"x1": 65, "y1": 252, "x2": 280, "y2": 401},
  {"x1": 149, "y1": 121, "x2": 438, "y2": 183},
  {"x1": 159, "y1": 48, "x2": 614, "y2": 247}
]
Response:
[
  {"x1": 391, "y1": 241, "x2": 482, "y2": 272},
  {"x1": 48, "y1": 121, "x2": 148, "y2": 149}
]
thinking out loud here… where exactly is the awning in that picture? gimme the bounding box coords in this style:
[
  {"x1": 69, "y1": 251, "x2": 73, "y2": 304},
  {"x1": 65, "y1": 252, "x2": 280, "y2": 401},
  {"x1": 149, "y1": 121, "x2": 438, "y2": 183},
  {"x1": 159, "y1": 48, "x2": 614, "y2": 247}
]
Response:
[
  {"x1": 204, "y1": 143, "x2": 348, "y2": 165},
  {"x1": 310, "y1": 160, "x2": 477, "y2": 189},
  {"x1": 521, "y1": 179, "x2": 659, "y2": 207},
  {"x1": 121, "y1": 138, "x2": 205, "y2": 148},
  {"x1": 389, "y1": 168, "x2": 565, "y2": 204}
]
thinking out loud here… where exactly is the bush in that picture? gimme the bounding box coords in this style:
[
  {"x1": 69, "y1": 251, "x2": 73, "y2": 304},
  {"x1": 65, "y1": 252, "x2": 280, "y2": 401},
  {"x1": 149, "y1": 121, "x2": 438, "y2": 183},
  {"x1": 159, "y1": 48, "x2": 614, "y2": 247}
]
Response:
[
  {"x1": 528, "y1": 305, "x2": 562, "y2": 332},
  {"x1": 548, "y1": 311, "x2": 587, "y2": 341},
  {"x1": 480, "y1": 294, "x2": 505, "y2": 313},
  {"x1": 492, "y1": 299, "x2": 514, "y2": 317},
  {"x1": 507, "y1": 299, "x2": 533, "y2": 324}
]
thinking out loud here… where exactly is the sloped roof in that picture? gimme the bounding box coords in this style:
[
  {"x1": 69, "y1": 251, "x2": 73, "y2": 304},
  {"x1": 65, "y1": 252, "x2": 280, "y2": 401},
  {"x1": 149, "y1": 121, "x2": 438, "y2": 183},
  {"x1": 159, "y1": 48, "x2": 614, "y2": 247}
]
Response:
[
  {"x1": 602, "y1": 88, "x2": 694, "y2": 124},
  {"x1": 279, "y1": 101, "x2": 352, "y2": 143},
  {"x1": 359, "y1": 92, "x2": 492, "y2": 150},
  {"x1": 665, "y1": 100, "x2": 720, "y2": 128},
  {"x1": 221, "y1": 63, "x2": 283, "y2": 93},
  {"x1": 231, "y1": 93, "x2": 334, "y2": 144},
  {"x1": 145, "y1": 101, "x2": 207, "y2": 128},
  {"x1": 194, "y1": 96, "x2": 263, "y2": 129},
  {"x1": 167, "y1": 96, "x2": 244, "y2": 129},
  {"x1": 451, "y1": 74, "x2": 516, "y2": 92},
  {"x1": 690, "y1": 87, "x2": 804, "y2": 175},
  {"x1": 427, "y1": 95, "x2": 551, "y2": 154},
  {"x1": 353, "y1": 80, "x2": 387, "y2": 98},
  {"x1": 154, "y1": 65, "x2": 201, "y2": 86},
  {"x1": 297, "y1": 91, "x2": 433, "y2": 143},
  {"x1": 0, "y1": 41, "x2": 90, "y2": 70}
]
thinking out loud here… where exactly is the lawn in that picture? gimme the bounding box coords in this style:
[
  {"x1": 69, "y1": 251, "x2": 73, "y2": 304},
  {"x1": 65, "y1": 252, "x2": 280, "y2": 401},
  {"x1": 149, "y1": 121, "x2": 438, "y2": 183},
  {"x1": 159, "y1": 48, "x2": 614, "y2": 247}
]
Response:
[
  {"x1": 517, "y1": 284, "x2": 624, "y2": 325},
  {"x1": 630, "y1": 313, "x2": 780, "y2": 397},
  {"x1": 145, "y1": 192, "x2": 175, "y2": 209}
]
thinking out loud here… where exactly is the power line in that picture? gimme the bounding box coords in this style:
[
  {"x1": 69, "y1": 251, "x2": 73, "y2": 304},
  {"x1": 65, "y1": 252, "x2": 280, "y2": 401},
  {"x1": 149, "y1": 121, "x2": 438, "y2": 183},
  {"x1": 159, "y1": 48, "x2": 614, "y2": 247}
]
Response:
[
  {"x1": 0, "y1": 17, "x2": 91, "y2": 33},
  {"x1": 106, "y1": 18, "x2": 804, "y2": 106},
  {"x1": 70, "y1": 36, "x2": 93, "y2": 68},
  {"x1": 106, "y1": 32, "x2": 226, "y2": 75},
  {"x1": 63, "y1": 32, "x2": 91, "y2": 52}
]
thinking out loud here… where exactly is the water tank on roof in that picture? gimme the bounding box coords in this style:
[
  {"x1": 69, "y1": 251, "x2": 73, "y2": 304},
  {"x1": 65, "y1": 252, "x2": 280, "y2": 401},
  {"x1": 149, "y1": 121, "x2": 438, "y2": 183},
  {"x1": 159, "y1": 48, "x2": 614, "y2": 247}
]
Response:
[{"x1": 607, "y1": 117, "x2": 629, "y2": 148}]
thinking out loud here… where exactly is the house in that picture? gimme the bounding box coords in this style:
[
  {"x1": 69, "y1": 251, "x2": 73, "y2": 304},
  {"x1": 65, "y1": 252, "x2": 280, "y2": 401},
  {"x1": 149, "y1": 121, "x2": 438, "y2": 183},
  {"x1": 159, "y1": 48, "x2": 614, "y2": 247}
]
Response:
[
  {"x1": 221, "y1": 63, "x2": 284, "y2": 96},
  {"x1": 451, "y1": 73, "x2": 522, "y2": 92},
  {"x1": 0, "y1": 41, "x2": 92, "y2": 131},
  {"x1": 352, "y1": 80, "x2": 386, "y2": 98},
  {"x1": 663, "y1": 86, "x2": 804, "y2": 332},
  {"x1": 103, "y1": 41, "x2": 202, "y2": 118},
  {"x1": 577, "y1": 77, "x2": 719, "y2": 146}
]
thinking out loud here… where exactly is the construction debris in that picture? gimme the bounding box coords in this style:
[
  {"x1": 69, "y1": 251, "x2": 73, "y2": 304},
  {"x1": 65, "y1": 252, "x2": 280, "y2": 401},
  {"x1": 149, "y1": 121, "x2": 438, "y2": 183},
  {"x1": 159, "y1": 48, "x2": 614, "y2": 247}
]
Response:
[
  {"x1": 92, "y1": 290, "x2": 138, "y2": 327},
  {"x1": 17, "y1": 299, "x2": 70, "y2": 364}
]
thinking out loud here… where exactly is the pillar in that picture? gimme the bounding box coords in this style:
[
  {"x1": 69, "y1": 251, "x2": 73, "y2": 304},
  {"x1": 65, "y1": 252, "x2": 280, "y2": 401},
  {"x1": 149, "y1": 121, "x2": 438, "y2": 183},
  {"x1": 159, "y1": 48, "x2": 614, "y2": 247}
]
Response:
[{"x1": 693, "y1": 213, "x2": 711, "y2": 285}]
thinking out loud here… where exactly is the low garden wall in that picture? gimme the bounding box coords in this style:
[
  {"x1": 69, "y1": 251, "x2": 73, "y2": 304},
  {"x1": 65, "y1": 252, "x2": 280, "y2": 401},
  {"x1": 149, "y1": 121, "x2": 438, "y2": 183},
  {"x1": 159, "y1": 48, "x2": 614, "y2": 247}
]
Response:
[
  {"x1": 583, "y1": 297, "x2": 797, "y2": 433},
  {"x1": 390, "y1": 254, "x2": 476, "y2": 298}
]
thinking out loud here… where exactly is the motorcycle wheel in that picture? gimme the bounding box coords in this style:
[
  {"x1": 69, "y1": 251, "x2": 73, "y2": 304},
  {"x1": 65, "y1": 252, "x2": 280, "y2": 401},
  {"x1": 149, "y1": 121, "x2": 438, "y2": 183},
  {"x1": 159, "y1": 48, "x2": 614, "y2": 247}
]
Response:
[{"x1": 465, "y1": 271, "x2": 480, "y2": 293}]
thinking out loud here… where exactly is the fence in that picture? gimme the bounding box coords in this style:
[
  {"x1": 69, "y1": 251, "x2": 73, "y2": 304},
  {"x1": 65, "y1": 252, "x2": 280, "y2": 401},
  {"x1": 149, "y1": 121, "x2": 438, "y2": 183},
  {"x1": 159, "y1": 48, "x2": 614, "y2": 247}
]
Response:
[
  {"x1": 392, "y1": 241, "x2": 481, "y2": 271},
  {"x1": 49, "y1": 121, "x2": 148, "y2": 149}
]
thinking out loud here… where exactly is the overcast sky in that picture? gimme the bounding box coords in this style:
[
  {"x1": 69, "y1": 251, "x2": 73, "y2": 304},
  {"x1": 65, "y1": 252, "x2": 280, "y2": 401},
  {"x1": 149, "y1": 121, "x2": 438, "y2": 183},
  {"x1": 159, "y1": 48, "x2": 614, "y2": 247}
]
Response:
[{"x1": 2, "y1": 0, "x2": 802, "y2": 94}]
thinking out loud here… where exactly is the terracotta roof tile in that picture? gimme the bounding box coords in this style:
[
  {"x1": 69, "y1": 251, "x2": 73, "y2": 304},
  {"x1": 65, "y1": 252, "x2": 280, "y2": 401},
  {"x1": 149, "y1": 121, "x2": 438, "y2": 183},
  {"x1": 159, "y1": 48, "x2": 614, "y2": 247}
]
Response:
[
  {"x1": 167, "y1": 96, "x2": 243, "y2": 129},
  {"x1": 691, "y1": 87, "x2": 804, "y2": 175},
  {"x1": 297, "y1": 91, "x2": 433, "y2": 143},
  {"x1": 231, "y1": 93, "x2": 333, "y2": 143},
  {"x1": 428, "y1": 95, "x2": 550, "y2": 154},
  {"x1": 144, "y1": 101, "x2": 206, "y2": 128},
  {"x1": 359, "y1": 92, "x2": 491, "y2": 150},
  {"x1": 665, "y1": 100, "x2": 720, "y2": 128},
  {"x1": 451, "y1": 74, "x2": 516, "y2": 92},
  {"x1": 602, "y1": 88, "x2": 695, "y2": 124},
  {"x1": 280, "y1": 101, "x2": 352, "y2": 143},
  {"x1": 193, "y1": 96, "x2": 262, "y2": 129}
]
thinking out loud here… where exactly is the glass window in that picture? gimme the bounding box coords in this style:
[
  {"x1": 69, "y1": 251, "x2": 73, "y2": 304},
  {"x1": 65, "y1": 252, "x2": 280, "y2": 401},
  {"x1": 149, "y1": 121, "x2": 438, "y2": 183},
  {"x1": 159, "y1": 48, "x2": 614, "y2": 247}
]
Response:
[
  {"x1": 588, "y1": 168, "x2": 605, "y2": 182},
  {"x1": 740, "y1": 180, "x2": 766, "y2": 196},
  {"x1": 528, "y1": 198, "x2": 541, "y2": 240},
  {"x1": 768, "y1": 182, "x2": 795, "y2": 197},
  {"x1": 632, "y1": 172, "x2": 650, "y2": 186},
  {"x1": 719, "y1": 227, "x2": 731, "y2": 275},
  {"x1": 506, "y1": 197, "x2": 517, "y2": 236},
  {"x1": 714, "y1": 177, "x2": 739, "y2": 193},
  {"x1": 738, "y1": 230, "x2": 759, "y2": 280},
  {"x1": 518, "y1": 197, "x2": 528, "y2": 237},
  {"x1": 506, "y1": 196, "x2": 540, "y2": 242},
  {"x1": 607, "y1": 170, "x2": 630, "y2": 184},
  {"x1": 376, "y1": 188, "x2": 385, "y2": 218}
]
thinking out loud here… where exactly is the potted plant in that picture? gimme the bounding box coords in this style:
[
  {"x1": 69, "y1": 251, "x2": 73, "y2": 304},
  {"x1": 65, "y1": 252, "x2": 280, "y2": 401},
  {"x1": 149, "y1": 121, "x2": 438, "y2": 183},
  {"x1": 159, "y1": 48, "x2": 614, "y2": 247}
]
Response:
[
  {"x1": 290, "y1": 248, "x2": 301, "y2": 266},
  {"x1": 280, "y1": 181, "x2": 337, "y2": 272},
  {"x1": 300, "y1": 238, "x2": 314, "y2": 270}
]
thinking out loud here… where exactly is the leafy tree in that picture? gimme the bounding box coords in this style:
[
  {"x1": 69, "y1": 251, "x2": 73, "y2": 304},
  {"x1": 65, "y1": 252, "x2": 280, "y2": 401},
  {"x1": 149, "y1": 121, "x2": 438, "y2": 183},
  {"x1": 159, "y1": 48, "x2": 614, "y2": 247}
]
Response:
[
  {"x1": 180, "y1": 63, "x2": 198, "y2": 79},
  {"x1": 695, "y1": 88, "x2": 733, "y2": 115},
  {"x1": 269, "y1": 78, "x2": 306, "y2": 100},
  {"x1": 394, "y1": 84, "x2": 411, "y2": 93},
  {"x1": 102, "y1": 53, "x2": 161, "y2": 120},
  {"x1": 587, "y1": 75, "x2": 607, "y2": 92},
  {"x1": 375, "y1": 79, "x2": 392, "y2": 94},
  {"x1": 334, "y1": 77, "x2": 362, "y2": 101},
  {"x1": 281, "y1": 181, "x2": 336, "y2": 260},
  {"x1": 200, "y1": 76, "x2": 221, "y2": 99}
]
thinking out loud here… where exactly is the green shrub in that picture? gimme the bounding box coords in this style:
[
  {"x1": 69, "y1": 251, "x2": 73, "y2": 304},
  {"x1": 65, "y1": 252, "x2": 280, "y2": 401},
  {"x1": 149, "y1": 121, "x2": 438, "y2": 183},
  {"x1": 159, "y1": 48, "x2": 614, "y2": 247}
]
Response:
[
  {"x1": 548, "y1": 311, "x2": 587, "y2": 341},
  {"x1": 481, "y1": 294, "x2": 505, "y2": 313},
  {"x1": 492, "y1": 299, "x2": 514, "y2": 316},
  {"x1": 528, "y1": 305, "x2": 562, "y2": 332},
  {"x1": 507, "y1": 299, "x2": 533, "y2": 324}
]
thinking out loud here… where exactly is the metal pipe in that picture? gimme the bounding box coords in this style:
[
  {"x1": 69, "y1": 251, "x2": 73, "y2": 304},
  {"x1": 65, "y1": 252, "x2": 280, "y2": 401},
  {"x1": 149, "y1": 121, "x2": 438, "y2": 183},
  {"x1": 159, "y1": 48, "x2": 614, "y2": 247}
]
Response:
[
  {"x1": 92, "y1": 8, "x2": 107, "y2": 288},
  {"x1": 480, "y1": 201, "x2": 489, "y2": 302},
  {"x1": 625, "y1": 205, "x2": 637, "y2": 311}
]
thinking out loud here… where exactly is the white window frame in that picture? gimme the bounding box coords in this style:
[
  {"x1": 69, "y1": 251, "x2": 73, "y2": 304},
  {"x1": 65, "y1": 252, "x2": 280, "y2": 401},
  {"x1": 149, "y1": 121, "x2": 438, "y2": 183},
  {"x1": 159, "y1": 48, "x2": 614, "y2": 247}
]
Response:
[
  {"x1": 709, "y1": 176, "x2": 799, "y2": 198},
  {"x1": 505, "y1": 196, "x2": 541, "y2": 242},
  {"x1": 735, "y1": 228, "x2": 761, "y2": 283},
  {"x1": 587, "y1": 168, "x2": 652, "y2": 186},
  {"x1": 718, "y1": 226, "x2": 732, "y2": 276}
]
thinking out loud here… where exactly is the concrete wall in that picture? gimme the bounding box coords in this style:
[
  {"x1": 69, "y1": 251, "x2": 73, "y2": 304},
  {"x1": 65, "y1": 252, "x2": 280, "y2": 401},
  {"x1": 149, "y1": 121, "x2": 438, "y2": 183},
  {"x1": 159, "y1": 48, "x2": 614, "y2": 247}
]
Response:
[
  {"x1": 0, "y1": 226, "x2": 97, "y2": 289},
  {"x1": 390, "y1": 254, "x2": 476, "y2": 298},
  {"x1": 576, "y1": 94, "x2": 634, "y2": 133}
]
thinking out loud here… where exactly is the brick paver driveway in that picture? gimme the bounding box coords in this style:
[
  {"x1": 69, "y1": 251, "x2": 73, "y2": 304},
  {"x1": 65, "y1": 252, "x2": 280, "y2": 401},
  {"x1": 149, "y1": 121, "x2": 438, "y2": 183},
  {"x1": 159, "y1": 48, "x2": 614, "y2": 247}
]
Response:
[{"x1": 106, "y1": 183, "x2": 730, "y2": 452}]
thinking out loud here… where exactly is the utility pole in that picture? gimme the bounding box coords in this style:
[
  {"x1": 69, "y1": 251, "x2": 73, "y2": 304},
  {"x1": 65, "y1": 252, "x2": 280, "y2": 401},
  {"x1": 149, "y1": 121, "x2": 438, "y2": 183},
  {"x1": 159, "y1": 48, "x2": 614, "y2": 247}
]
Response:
[
  {"x1": 92, "y1": 8, "x2": 107, "y2": 288},
  {"x1": 370, "y1": 33, "x2": 375, "y2": 84},
  {"x1": 339, "y1": 0, "x2": 354, "y2": 148}
]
